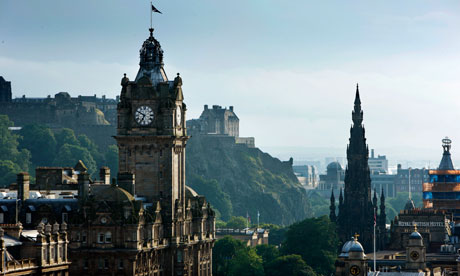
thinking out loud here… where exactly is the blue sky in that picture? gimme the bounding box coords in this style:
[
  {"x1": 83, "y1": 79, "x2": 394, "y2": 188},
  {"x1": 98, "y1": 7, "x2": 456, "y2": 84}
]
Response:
[{"x1": 2, "y1": 1, "x2": 460, "y2": 164}]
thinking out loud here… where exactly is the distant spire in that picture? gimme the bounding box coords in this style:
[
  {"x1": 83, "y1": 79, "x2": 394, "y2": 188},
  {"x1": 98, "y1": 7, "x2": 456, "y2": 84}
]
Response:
[
  {"x1": 438, "y1": 137, "x2": 455, "y2": 170},
  {"x1": 355, "y1": 83, "x2": 361, "y2": 105},
  {"x1": 352, "y1": 84, "x2": 363, "y2": 125}
]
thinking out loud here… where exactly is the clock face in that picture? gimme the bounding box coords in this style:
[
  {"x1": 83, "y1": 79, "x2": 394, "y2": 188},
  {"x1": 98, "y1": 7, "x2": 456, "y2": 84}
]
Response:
[
  {"x1": 410, "y1": 251, "x2": 419, "y2": 260},
  {"x1": 350, "y1": 265, "x2": 360, "y2": 276},
  {"x1": 101, "y1": 217, "x2": 107, "y2": 224},
  {"x1": 176, "y1": 106, "x2": 182, "y2": 126},
  {"x1": 135, "y1": 106, "x2": 154, "y2": 126}
]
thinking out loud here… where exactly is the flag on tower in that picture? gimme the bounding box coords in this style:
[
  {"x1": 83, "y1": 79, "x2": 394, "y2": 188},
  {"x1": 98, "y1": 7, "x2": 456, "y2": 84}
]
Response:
[{"x1": 151, "y1": 4, "x2": 162, "y2": 14}]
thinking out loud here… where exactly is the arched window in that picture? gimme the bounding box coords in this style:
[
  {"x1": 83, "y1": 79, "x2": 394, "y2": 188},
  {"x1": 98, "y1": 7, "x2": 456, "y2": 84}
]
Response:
[{"x1": 105, "y1": 232, "x2": 112, "y2": 243}]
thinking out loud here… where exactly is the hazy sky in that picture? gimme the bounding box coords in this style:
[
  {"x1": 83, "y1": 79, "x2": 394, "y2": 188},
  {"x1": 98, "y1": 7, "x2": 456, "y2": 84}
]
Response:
[{"x1": 2, "y1": 1, "x2": 460, "y2": 164}]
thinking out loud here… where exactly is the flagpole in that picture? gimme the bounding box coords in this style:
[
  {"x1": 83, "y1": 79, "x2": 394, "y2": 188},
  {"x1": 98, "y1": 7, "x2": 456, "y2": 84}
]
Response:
[{"x1": 150, "y1": 1, "x2": 153, "y2": 29}]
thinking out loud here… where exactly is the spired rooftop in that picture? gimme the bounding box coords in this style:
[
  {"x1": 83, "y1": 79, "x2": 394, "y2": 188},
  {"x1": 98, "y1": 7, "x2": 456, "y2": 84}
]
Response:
[{"x1": 423, "y1": 137, "x2": 460, "y2": 218}]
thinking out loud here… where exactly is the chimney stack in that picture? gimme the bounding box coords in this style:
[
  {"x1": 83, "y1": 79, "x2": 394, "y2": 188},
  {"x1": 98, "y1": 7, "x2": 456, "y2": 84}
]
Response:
[
  {"x1": 118, "y1": 172, "x2": 135, "y2": 195},
  {"x1": 78, "y1": 172, "x2": 91, "y2": 200},
  {"x1": 17, "y1": 172, "x2": 30, "y2": 201},
  {"x1": 99, "y1": 167, "x2": 111, "y2": 185}
]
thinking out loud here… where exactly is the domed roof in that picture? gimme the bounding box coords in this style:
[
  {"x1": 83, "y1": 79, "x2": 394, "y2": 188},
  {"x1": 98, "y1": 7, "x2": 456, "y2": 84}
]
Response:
[
  {"x1": 135, "y1": 28, "x2": 168, "y2": 86},
  {"x1": 350, "y1": 241, "x2": 364, "y2": 252},
  {"x1": 341, "y1": 238, "x2": 354, "y2": 253},
  {"x1": 91, "y1": 185, "x2": 135, "y2": 203},
  {"x1": 410, "y1": 230, "x2": 422, "y2": 240},
  {"x1": 327, "y1": 162, "x2": 343, "y2": 171}
]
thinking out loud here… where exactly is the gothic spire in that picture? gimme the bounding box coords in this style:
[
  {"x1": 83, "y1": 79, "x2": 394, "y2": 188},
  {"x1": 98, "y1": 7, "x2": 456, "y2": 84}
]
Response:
[
  {"x1": 352, "y1": 83, "x2": 363, "y2": 126},
  {"x1": 330, "y1": 189, "x2": 337, "y2": 223}
]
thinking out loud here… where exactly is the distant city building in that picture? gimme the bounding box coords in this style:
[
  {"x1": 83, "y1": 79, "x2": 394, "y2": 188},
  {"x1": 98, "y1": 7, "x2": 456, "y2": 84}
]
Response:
[
  {"x1": 187, "y1": 105, "x2": 256, "y2": 148},
  {"x1": 395, "y1": 165, "x2": 429, "y2": 194},
  {"x1": 368, "y1": 149, "x2": 388, "y2": 173},
  {"x1": 293, "y1": 165, "x2": 318, "y2": 189},
  {"x1": 318, "y1": 162, "x2": 344, "y2": 191},
  {"x1": 370, "y1": 173, "x2": 396, "y2": 198},
  {"x1": 0, "y1": 86, "x2": 118, "y2": 149},
  {"x1": 423, "y1": 138, "x2": 460, "y2": 219},
  {"x1": 215, "y1": 228, "x2": 269, "y2": 247}
]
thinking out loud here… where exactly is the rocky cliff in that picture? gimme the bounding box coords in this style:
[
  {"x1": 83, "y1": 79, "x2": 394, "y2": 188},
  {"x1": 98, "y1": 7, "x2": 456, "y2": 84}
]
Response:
[{"x1": 186, "y1": 134, "x2": 311, "y2": 225}]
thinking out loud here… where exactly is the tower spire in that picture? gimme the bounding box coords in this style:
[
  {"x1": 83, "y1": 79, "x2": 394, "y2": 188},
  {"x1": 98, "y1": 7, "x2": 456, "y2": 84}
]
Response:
[{"x1": 352, "y1": 83, "x2": 363, "y2": 125}]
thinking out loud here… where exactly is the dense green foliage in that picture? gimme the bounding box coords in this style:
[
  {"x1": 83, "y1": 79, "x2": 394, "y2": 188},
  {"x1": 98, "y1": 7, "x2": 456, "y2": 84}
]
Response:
[
  {"x1": 306, "y1": 190, "x2": 330, "y2": 217},
  {"x1": 0, "y1": 115, "x2": 31, "y2": 185},
  {"x1": 213, "y1": 236, "x2": 264, "y2": 276},
  {"x1": 186, "y1": 135, "x2": 311, "y2": 225},
  {"x1": 188, "y1": 174, "x2": 233, "y2": 220},
  {"x1": 265, "y1": 255, "x2": 317, "y2": 276},
  {"x1": 214, "y1": 216, "x2": 337, "y2": 276},
  {"x1": 282, "y1": 216, "x2": 339, "y2": 275},
  {"x1": 0, "y1": 118, "x2": 116, "y2": 187}
]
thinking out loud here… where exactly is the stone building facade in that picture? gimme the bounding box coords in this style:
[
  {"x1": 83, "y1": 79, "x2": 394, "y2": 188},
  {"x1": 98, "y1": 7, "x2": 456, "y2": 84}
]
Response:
[
  {"x1": 0, "y1": 26, "x2": 216, "y2": 276},
  {"x1": 0, "y1": 222, "x2": 70, "y2": 275}
]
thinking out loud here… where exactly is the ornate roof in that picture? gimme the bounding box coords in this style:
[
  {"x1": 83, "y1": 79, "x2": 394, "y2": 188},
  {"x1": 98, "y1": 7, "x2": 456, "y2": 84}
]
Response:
[
  {"x1": 135, "y1": 28, "x2": 168, "y2": 86},
  {"x1": 438, "y1": 137, "x2": 454, "y2": 170}
]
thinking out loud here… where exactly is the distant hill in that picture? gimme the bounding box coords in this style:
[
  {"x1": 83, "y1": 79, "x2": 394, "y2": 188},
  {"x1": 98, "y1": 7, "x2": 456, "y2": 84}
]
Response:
[{"x1": 186, "y1": 135, "x2": 311, "y2": 225}]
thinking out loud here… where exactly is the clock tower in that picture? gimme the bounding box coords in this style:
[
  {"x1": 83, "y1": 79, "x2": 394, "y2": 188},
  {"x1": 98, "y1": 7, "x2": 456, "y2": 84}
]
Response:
[{"x1": 115, "y1": 27, "x2": 187, "y2": 225}]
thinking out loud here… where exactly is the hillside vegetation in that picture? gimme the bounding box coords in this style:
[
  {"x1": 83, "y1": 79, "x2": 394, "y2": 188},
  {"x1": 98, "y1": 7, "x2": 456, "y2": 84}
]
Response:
[{"x1": 186, "y1": 135, "x2": 311, "y2": 225}]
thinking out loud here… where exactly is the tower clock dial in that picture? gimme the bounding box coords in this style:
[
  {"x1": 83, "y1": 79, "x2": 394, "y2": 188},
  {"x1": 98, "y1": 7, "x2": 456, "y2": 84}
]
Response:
[
  {"x1": 410, "y1": 251, "x2": 419, "y2": 260},
  {"x1": 176, "y1": 105, "x2": 182, "y2": 126},
  {"x1": 135, "y1": 106, "x2": 154, "y2": 126}
]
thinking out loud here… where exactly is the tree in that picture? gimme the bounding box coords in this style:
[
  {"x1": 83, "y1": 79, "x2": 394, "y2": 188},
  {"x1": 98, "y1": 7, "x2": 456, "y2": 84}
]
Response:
[
  {"x1": 55, "y1": 128, "x2": 79, "y2": 149},
  {"x1": 228, "y1": 247, "x2": 264, "y2": 276},
  {"x1": 281, "y1": 216, "x2": 339, "y2": 275},
  {"x1": 78, "y1": 134, "x2": 104, "y2": 166},
  {"x1": 19, "y1": 124, "x2": 57, "y2": 166},
  {"x1": 226, "y1": 216, "x2": 248, "y2": 229},
  {"x1": 0, "y1": 115, "x2": 31, "y2": 173},
  {"x1": 265, "y1": 255, "x2": 317, "y2": 276},
  {"x1": 53, "y1": 144, "x2": 97, "y2": 175},
  {"x1": 256, "y1": 244, "x2": 280, "y2": 269},
  {"x1": 213, "y1": 236, "x2": 264, "y2": 276},
  {"x1": 0, "y1": 160, "x2": 22, "y2": 187},
  {"x1": 105, "y1": 145, "x2": 119, "y2": 177},
  {"x1": 189, "y1": 174, "x2": 233, "y2": 220},
  {"x1": 213, "y1": 236, "x2": 247, "y2": 276}
]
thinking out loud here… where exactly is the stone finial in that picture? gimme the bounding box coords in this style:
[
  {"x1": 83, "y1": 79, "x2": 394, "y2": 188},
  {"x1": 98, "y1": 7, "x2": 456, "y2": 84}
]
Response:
[
  {"x1": 37, "y1": 222, "x2": 44, "y2": 234},
  {"x1": 53, "y1": 222, "x2": 59, "y2": 233},
  {"x1": 174, "y1": 73, "x2": 183, "y2": 87},
  {"x1": 45, "y1": 223, "x2": 52, "y2": 234},
  {"x1": 60, "y1": 222, "x2": 67, "y2": 232}
]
